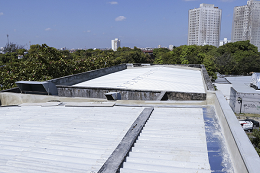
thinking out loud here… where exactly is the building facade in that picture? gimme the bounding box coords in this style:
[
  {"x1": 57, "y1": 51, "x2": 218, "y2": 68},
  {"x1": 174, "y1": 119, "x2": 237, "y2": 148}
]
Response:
[
  {"x1": 219, "y1": 38, "x2": 231, "y2": 46},
  {"x1": 111, "y1": 38, "x2": 120, "y2": 51},
  {"x1": 231, "y1": 0, "x2": 260, "y2": 51},
  {"x1": 188, "y1": 3, "x2": 222, "y2": 47}
]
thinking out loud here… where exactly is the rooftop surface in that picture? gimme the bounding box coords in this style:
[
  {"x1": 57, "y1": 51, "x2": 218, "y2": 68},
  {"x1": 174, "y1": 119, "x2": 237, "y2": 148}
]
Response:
[
  {"x1": 74, "y1": 66, "x2": 206, "y2": 94},
  {"x1": 0, "y1": 65, "x2": 260, "y2": 173},
  {"x1": 0, "y1": 104, "x2": 144, "y2": 172},
  {"x1": 0, "y1": 103, "x2": 233, "y2": 173},
  {"x1": 226, "y1": 76, "x2": 260, "y2": 93}
]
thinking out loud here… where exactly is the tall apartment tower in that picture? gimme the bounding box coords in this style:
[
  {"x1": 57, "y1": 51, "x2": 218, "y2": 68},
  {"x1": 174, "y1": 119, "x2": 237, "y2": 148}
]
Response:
[
  {"x1": 111, "y1": 38, "x2": 120, "y2": 51},
  {"x1": 188, "y1": 4, "x2": 222, "y2": 47},
  {"x1": 231, "y1": 0, "x2": 260, "y2": 51}
]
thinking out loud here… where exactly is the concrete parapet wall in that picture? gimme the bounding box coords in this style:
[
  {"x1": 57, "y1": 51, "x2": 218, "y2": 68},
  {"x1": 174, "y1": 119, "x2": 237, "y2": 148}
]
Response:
[
  {"x1": 48, "y1": 64, "x2": 127, "y2": 86},
  {"x1": 166, "y1": 92, "x2": 206, "y2": 100},
  {"x1": 211, "y1": 91, "x2": 260, "y2": 173},
  {"x1": 57, "y1": 86, "x2": 207, "y2": 101},
  {"x1": 0, "y1": 92, "x2": 107, "y2": 106},
  {"x1": 57, "y1": 86, "x2": 162, "y2": 100}
]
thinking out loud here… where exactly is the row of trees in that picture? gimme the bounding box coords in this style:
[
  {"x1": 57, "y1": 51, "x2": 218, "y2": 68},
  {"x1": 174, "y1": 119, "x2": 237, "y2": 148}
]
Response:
[
  {"x1": 1, "y1": 40, "x2": 259, "y2": 90},
  {"x1": 0, "y1": 44, "x2": 153, "y2": 90},
  {"x1": 153, "y1": 40, "x2": 260, "y2": 80}
]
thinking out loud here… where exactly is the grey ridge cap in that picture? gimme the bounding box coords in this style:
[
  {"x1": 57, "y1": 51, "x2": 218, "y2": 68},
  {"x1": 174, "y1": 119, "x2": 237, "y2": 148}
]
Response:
[
  {"x1": 216, "y1": 91, "x2": 260, "y2": 173},
  {"x1": 98, "y1": 107, "x2": 154, "y2": 173}
]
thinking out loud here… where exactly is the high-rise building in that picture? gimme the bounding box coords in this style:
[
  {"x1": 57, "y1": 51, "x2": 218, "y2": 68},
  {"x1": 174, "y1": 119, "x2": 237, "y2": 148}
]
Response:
[
  {"x1": 188, "y1": 3, "x2": 222, "y2": 47},
  {"x1": 231, "y1": 0, "x2": 260, "y2": 51},
  {"x1": 111, "y1": 38, "x2": 120, "y2": 51}
]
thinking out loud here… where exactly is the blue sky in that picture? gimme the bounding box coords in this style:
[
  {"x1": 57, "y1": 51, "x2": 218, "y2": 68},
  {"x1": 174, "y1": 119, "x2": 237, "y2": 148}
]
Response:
[{"x1": 0, "y1": 0, "x2": 250, "y2": 49}]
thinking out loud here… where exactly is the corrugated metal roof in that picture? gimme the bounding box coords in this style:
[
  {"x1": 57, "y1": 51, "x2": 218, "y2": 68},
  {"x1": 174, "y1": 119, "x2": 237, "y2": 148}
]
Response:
[
  {"x1": 74, "y1": 67, "x2": 206, "y2": 93},
  {"x1": 119, "y1": 107, "x2": 233, "y2": 173},
  {"x1": 0, "y1": 106, "x2": 144, "y2": 172}
]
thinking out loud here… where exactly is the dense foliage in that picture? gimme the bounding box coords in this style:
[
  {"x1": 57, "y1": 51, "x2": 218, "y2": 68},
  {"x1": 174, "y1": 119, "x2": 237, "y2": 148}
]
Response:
[
  {"x1": 1, "y1": 41, "x2": 260, "y2": 91},
  {"x1": 153, "y1": 40, "x2": 260, "y2": 80},
  {"x1": 251, "y1": 129, "x2": 260, "y2": 156}
]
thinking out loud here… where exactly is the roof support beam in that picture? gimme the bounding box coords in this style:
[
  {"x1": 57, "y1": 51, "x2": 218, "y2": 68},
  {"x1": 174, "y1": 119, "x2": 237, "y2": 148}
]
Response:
[{"x1": 98, "y1": 107, "x2": 154, "y2": 173}]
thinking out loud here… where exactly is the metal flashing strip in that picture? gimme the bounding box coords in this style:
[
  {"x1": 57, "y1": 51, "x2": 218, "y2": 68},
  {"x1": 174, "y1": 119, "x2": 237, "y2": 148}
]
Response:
[
  {"x1": 64, "y1": 102, "x2": 115, "y2": 107},
  {"x1": 19, "y1": 102, "x2": 62, "y2": 107},
  {"x1": 98, "y1": 107, "x2": 154, "y2": 173},
  {"x1": 115, "y1": 103, "x2": 206, "y2": 108}
]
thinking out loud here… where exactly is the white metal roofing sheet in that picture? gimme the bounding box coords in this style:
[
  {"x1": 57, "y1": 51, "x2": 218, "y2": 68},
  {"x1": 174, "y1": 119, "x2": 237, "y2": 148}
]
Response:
[
  {"x1": 120, "y1": 108, "x2": 211, "y2": 172},
  {"x1": 0, "y1": 106, "x2": 144, "y2": 172},
  {"x1": 74, "y1": 67, "x2": 206, "y2": 93}
]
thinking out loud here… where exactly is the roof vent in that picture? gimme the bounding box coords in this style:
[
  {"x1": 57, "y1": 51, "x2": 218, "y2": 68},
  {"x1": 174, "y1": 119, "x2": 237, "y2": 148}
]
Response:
[
  {"x1": 105, "y1": 92, "x2": 121, "y2": 100},
  {"x1": 15, "y1": 81, "x2": 58, "y2": 95}
]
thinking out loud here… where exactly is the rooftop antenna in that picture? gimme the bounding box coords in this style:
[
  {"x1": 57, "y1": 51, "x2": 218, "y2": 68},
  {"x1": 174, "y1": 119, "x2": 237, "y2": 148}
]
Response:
[{"x1": 7, "y1": 34, "x2": 9, "y2": 45}]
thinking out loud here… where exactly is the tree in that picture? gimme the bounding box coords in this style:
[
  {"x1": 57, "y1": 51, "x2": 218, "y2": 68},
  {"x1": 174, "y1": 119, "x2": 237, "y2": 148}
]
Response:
[
  {"x1": 3, "y1": 42, "x2": 25, "y2": 53},
  {"x1": 251, "y1": 129, "x2": 260, "y2": 156},
  {"x1": 215, "y1": 53, "x2": 237, "y2": 75}
]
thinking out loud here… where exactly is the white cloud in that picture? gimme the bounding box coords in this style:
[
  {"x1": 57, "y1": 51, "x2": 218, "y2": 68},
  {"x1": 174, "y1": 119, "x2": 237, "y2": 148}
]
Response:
[
  {"x1": 0, "y1": 12, "x2": 3, "y2": 16},
  {"x1": 109, "y1": 1, "x2": 118, "y2": 5},
  {"x1": 115, "y1": 16, "x2": 126, "y2": 21},
  {"x1": 45, "y1": 28, "x2": 51, "y2": 31},
  {"x1": 87, "y1": 30, "x2": 91, "y2": 32}
]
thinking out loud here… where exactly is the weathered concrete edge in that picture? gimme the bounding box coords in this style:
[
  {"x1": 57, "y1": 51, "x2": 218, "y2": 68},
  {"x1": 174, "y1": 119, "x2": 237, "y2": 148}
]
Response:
[
  {"x1": 98, "y1": 107, "x2": 154, "y2": 173},
  {"x1": 48, "y1": 64, "x2": 127, "y2": 86},
  {"x1": 57, "y1": 86, "x2": 207, "y2": 101},
  {"x1": 200, "y1": 64, "x2": 215, "y2": 91},
  {"x1": 0, "y1": 92, "x2": 107, "y2": 106},
  {"x1": 214, "y1": 91, "x2": 260, "y2": 173}
]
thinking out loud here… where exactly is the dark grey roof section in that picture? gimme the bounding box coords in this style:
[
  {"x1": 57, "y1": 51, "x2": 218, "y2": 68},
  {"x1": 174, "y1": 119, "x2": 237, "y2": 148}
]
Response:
[
  {"x1": 98, "y1": 107, "x2": 154, "y2": 173},
  {"x1": 214, "y1": 77, "x2": 231, "y2": 84},
  {"x1": 15, "y1": 81, "x2": 58, "y2": 95}
]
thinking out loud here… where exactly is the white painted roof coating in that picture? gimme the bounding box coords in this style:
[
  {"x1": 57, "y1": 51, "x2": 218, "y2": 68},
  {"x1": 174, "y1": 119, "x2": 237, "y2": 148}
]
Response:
[
  {"x1": 120, "y1": 107, "x2": 211, "y2": 173},
  {"x1": 0, "y1": 106, "x2": 144, "y2": 172},
  {"x1": 74, "y1": 67, "x2": 206, "y2": 93}
]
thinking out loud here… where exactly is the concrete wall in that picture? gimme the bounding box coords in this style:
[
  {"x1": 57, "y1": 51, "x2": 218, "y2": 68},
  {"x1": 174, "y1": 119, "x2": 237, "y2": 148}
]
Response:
[
  {"x1": 57, "y1": 86, "x2": 162, "y2": 100},
  {"x1": 230, "y1": 87, "x2": 260, "y2": 114},
  {"x1": 48, "y1": 64, "x2": 127, "y2": 86},
  {"x1": 0, "y1": 92, "x2": 107, "y2": 106},
  {"x1": 57, "y1": 86, "x2": 207, "y2": 101}
]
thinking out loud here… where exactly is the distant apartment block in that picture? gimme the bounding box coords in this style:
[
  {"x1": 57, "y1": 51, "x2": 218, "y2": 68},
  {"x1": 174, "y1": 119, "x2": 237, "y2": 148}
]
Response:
[
  {"x1": 231, "y1": 0, "x2": 260, "y2": 51},
  {"x1": 219, "y1": 38, "x2": 231, "y2": 46},
  {"x1": 111, "y1": 38, "x2": 120, "y2": 51},
  {"x1": 188, "y1": 3, "x2": 222, "y2": 47}
]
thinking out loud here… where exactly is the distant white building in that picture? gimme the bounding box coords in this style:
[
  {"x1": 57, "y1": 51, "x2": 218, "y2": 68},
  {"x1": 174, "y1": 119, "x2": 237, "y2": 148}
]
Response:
[
  {"x1": 231, "y1": 0, "x2": 260, "y2": 51},
  {"x1": 219, "y1": 38, "x2": 231, "y2": 46},
  {"x1": 0, "y1": 47, "x2": 4, "y2": 54},
  {"x1": 169, "y1": 45, "x2": 174, "y2": 50},
  {"x1": 111, "y1": 38, "x2": 120, "y2": 51},
  {"x1": 188, "y1": 3, "x2": 222, "y2": 47}
]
